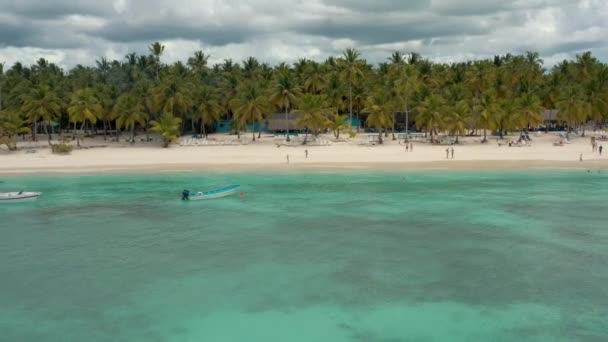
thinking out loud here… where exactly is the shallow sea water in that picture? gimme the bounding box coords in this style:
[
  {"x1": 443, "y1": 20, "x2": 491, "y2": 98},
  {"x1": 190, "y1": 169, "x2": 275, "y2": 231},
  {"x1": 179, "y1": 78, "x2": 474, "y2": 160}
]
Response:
[{"x1": 1, "y1": 171, "x2": 607, "y2": 341}]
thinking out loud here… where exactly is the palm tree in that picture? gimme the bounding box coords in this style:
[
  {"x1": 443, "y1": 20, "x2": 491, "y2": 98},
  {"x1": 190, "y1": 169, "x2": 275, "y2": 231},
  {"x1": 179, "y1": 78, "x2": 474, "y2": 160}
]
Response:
[
  {"x1": 153, "y1": 75, "x2": 193, "y2": 133},
  {"x1": 556, "y1": 86, "x2": 589, "y2": 133},
  {"x1": 338, "y1": 48, "x2": 364, "y2": 127},
  {"x1": 150, "y1": 112, "x2": 182, "y2": 147},
  {"x1": 0, "y1": 110, "x2": 31, "y2": 150},
  {"x1": 231, "y1": 82, "x2": 268, "y2": 141},
  {"x1": 0, "y1": 62, "x2": 5, "y2": 114},
  {"x1": 388, "y1": 51, "x2": 405, "y2": 65},
  {"x1": 294, "y1": 94, "x2": 330, "y2": 143},
  {"x1": 149, "y1": 41, "x2": 165, "y2": 77},
  {"x1": 364, "y1": 89, "x2": 395, "y2": 144},
  {"x1": 392, "y1": 63, "x2": 419, "y2": 139},
  {"x1": 495, "y1": 100, "x2": 519, "y2": 138},
  {"x1": 193, "y1": 86, "x2": 220, "y2": 137},
  {"x1": 325, "y1": 74, "x2": 345, "y2": 116},
  {"x1": 188, "y1": 51, "x2": 210, "y2": 75},
  {"x1": 95, "y1": 83, "x2": 118, "y2": 140},
  {"x1": 303, "y1": 61, "x2": 326, "y2": 94},
  {"x1": 476, "y1": 92, "x2": 497, "y2": 142},
  {"x1": 242, "y1": 57, "x2": 260, "y2": 80},
  {"x1": 68, "y1": 88, "x2": 102, "y2": 146},
  {"x1": 20, "y1": 83, "x2": 63, "y2": 141},
  {"x1": 517, "y1": 92, "x2": 544, "y2": 134},
  {"x1": 445, "y1": 101, "x2": 470, "y2": 143},
  {"x1": 270, "y1": 71, "x2": 301, "y2": 142},
  {"x1": 328, "y1": 114, "x2": 347, "y2": 139},
  {"x1": 114, "y1": 94, "x2": 148, "y2": 143},
  {"x1": 415, "y1": 94, "x2": 446, "y2": 143}
]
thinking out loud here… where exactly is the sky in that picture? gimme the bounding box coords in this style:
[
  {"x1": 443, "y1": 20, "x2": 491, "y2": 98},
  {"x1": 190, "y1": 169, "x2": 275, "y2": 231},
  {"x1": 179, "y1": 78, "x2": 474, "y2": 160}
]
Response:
[{"x1": 0, "y1": 0, "x2": 607, "y2": 69}]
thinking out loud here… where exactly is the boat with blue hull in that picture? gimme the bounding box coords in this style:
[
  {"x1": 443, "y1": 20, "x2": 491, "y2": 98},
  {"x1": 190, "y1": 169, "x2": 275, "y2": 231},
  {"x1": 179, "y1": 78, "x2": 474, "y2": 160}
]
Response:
[{"x1": 182, "y1": 185, "x2": 240, "y2": 201}]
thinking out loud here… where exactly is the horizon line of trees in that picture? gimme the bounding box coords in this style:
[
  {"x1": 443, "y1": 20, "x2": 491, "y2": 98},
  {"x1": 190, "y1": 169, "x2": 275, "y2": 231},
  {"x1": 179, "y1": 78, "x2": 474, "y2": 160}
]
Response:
[{"x1": 1, "y1": 41, "x2": 608, "y2": 149}]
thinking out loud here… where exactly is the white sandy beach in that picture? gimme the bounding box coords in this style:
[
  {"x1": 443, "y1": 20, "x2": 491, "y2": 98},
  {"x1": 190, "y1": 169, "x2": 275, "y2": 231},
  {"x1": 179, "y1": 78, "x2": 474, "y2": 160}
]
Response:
[{"x1": 1, "y1": 132, "x2": 607, "y2": 174}]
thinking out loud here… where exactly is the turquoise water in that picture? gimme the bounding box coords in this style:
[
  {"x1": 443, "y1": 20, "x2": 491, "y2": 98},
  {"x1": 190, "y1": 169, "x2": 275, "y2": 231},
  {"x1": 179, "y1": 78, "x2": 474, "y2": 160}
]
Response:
[{"x1": 1, "y1": 171, "x2": 607, "y2": 341}]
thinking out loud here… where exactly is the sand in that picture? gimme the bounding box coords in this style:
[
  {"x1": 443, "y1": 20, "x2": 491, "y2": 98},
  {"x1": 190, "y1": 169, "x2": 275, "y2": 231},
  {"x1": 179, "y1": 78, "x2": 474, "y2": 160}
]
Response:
[{"x1": 1, "y1": 132, "x2": 607, "y2": 174}]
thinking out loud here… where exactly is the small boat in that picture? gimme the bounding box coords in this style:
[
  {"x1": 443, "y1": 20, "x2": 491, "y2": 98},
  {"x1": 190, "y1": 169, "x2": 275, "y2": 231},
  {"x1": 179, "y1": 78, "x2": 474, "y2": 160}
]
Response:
[
  {"x1": 0, "y1": 192, "x2": 42, "y2": 203},
  {"x1": 182, "y1": 185, "x2": 240, "y2": 201}
]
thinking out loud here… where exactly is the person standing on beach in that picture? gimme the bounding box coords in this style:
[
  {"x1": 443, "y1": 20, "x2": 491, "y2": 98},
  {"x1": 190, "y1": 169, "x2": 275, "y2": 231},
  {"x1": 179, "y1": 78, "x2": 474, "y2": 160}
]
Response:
[
  {"x1": 446, "y1": 148, "x2": 449, "y2": 159},
  {"x1": 451, "y1": 147, "x2": 454, "y2": 159},
  {"x1": 305, "y1": 149, "x2": 308, "y2": 158},
  {"x1": 286, "y1": 154, "x2": 290, "y2": 164},
  {"x1": 580, "y1": 154, "x2": 583, "y2": 162},
  {"x1": 600, "y1": 145, "x2": 603, "y2": 156},
  {"x1": 406, "y1": 144, "x2": 409, "y2": 152},
  {"x1": 410, "y1": 142, "x2": 413, "y2": 152}
]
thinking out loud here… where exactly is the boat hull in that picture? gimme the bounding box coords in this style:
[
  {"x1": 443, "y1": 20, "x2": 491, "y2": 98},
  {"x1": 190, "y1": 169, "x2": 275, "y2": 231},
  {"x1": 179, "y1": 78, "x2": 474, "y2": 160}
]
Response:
[
  {"x1": 0, "y1": 192, "x2": 42, "y2": 203},
  {"x1": 186, "y1": 185, "x2": 240, "y2": 201}
]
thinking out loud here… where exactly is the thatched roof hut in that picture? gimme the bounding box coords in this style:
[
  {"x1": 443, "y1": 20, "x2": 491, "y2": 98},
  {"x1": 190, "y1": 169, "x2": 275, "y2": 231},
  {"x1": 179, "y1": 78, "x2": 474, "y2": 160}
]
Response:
[{"x1": 267, "y1": 113, "x2": 304, "y2": 131}]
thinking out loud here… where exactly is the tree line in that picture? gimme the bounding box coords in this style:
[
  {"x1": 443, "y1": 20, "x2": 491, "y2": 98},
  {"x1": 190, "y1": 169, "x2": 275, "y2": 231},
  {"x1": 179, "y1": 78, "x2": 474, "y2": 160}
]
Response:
[{"x1": 1, "y1": 42, "x2": 607, "y2": 149}]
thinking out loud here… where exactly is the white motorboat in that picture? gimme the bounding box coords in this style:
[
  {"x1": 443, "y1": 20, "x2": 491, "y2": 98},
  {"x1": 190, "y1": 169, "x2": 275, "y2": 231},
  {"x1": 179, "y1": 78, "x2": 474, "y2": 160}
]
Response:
[
  {"x1": 182, "y1": 185, "x2": 241, "y2": 201},
  {"x1": 0, "y1": 192, "x2": 42, "y2": 203}
]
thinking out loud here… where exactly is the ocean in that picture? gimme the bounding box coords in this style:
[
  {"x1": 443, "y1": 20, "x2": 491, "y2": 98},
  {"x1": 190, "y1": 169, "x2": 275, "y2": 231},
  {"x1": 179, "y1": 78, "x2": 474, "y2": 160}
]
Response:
[{"x1": 1, "y1": 171, "x2": 607, "y2": 341}]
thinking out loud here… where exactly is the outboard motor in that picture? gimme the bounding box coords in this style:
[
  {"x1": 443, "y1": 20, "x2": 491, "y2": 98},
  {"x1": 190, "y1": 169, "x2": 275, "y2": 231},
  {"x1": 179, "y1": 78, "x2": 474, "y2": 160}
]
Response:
[{"x1": 182, "y1": 190, "x2": 190, "y2": 200}]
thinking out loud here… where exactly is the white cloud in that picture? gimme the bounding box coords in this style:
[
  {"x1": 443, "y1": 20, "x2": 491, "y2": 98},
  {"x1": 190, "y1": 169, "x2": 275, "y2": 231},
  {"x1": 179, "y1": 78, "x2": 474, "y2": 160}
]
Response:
[{"x1": 0, "y1": 0, "x2": 606, "y2": 69}]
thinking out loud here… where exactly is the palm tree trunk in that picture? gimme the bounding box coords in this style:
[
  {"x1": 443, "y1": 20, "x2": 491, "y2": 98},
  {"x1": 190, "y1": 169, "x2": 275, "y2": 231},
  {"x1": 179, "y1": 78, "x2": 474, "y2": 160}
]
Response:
[
  {"x1": 130, "y1": 124, "x2": 135, "y2": 143},
  {"x1": 145, "y1": 118, "x2": 150, "y2": 142},
  {"x1": 349, "y1": 81, "x2": 353, "y2": 128},
  {"x1": 392, "y1": 113, "x2": 396, "y2": 140},
  {"x1": 200, "y1": 118, "x2": 205, "y2": 136},
  {"x1": 257, "y1": 120, "x2": 262, "y2": 139},
  {"x1": 378, "y1": 129, "x2": 383, "y2": 144},
  {"x1": 32, "y1": 121, "x2": 37, "y2": 142},
  {"x1": 483, "y1": 128, "x2": 487, "y2": 142},
  {"x1": 103, "y1": 120, "x2": 107, "y2": 140},
  {"x1": 252, "y1": 127, "x2": 256, "y2": 142},
  {"x1": 285, "y1": 106, "x2": 290, "y2": 142},
  {"x1": 404, "y1": 96, "x2": 409, "y2": 142},
  {"x1": 44, "y1": 121, "x2": 51, "y2": 141}
]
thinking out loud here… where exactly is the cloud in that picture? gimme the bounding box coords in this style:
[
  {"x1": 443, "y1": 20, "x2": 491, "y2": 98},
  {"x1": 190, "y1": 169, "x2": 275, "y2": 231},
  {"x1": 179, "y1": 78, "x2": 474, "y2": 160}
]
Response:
[{"x1": 0, "y1": 0, "x2": 606, "y2": 69}]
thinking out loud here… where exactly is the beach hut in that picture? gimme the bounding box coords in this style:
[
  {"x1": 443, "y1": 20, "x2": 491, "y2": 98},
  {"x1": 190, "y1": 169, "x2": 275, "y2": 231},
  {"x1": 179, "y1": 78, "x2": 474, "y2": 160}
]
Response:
[{"x1": 267, "y1": 113, "x2": 303, "y2": 133}]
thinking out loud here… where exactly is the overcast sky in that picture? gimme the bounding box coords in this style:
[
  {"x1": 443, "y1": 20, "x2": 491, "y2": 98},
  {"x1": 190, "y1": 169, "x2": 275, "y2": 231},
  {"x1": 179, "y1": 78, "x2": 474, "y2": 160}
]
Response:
[{"x1": 0, "y1": 0, "x2": 606, "y2": 69}]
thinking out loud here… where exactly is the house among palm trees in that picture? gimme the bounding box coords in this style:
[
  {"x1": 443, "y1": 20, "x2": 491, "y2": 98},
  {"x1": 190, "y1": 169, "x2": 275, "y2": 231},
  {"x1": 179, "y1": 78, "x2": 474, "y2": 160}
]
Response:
[
  {"x1": 540, "y1": 109, "x2": 564, "y2": 131},
  {"x1": 267, "y1": 113, "x2": 303, "y2": 133}
]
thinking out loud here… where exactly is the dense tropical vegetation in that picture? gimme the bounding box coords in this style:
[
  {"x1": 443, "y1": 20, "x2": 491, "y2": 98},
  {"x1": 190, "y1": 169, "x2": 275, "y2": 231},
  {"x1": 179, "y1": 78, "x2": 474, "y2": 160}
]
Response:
[{"x1": 1, "y1": 43, "x2": 607, "y2": 148}]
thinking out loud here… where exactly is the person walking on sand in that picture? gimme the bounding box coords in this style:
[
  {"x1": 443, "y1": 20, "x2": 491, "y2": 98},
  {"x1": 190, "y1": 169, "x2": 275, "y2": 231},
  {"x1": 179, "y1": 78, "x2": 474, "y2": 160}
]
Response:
[
  {"x1": 286, "y1": 154, "x2": 290, "y2": 164},
  {"x1": 410, "y1": 142, "x2": 413, "y2": 152},
  {"x1": 305, "y1": 149, "x2": 308, "y2": 158},
  {"x1": 580, "y1": 154, "x2": 583, "y2": 162},
  {"x1": 451, "y1": 147, "x2": 454, "y2": 159},
  {"x1": 406, "y1": 144, "x2": 409, "y2": 152},
  {"x1": 600, "y1": 145, "x2": 603, "y2": 156},
  {"x1": 446, "y1": 148, "x2": 449, "y2": 159}
]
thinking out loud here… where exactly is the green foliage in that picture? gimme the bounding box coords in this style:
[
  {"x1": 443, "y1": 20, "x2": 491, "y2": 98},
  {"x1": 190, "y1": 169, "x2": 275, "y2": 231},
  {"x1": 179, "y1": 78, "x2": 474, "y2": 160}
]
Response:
[
  {"x1": 294, "y1": 94, "x2": 331, "y2": 138},
  {"x1": 2, "y1": 45, "x2": 607, "y2": 145},
  {"x1": 150, "y1": 112, "x2": 181, "y2": 148},
  {"x1": 51, "y1": 143, "x2": 74, "y2": 154}
]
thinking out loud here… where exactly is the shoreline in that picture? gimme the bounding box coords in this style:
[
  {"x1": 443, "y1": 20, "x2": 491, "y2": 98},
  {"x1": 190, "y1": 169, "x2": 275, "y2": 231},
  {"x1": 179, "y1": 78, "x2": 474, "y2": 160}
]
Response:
[{"x1": 0, "y1": 160, "x2": 605, "y2": 175}]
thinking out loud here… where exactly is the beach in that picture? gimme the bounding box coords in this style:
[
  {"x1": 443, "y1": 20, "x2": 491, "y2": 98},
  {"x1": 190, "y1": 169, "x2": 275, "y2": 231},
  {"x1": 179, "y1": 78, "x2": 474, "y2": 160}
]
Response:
[{"x1": 1, "y1": 133, "x2": 607, "y2": 174}]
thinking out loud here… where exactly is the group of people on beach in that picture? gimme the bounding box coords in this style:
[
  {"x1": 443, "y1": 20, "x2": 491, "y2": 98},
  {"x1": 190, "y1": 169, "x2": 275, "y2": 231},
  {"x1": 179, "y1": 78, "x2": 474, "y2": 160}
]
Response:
[
  {"x1": 591, "y1": 140, "x2": 603, "y2": 156},
  {"x1": 445, "y1": 147, "x2": 455, "y2": 159}
]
